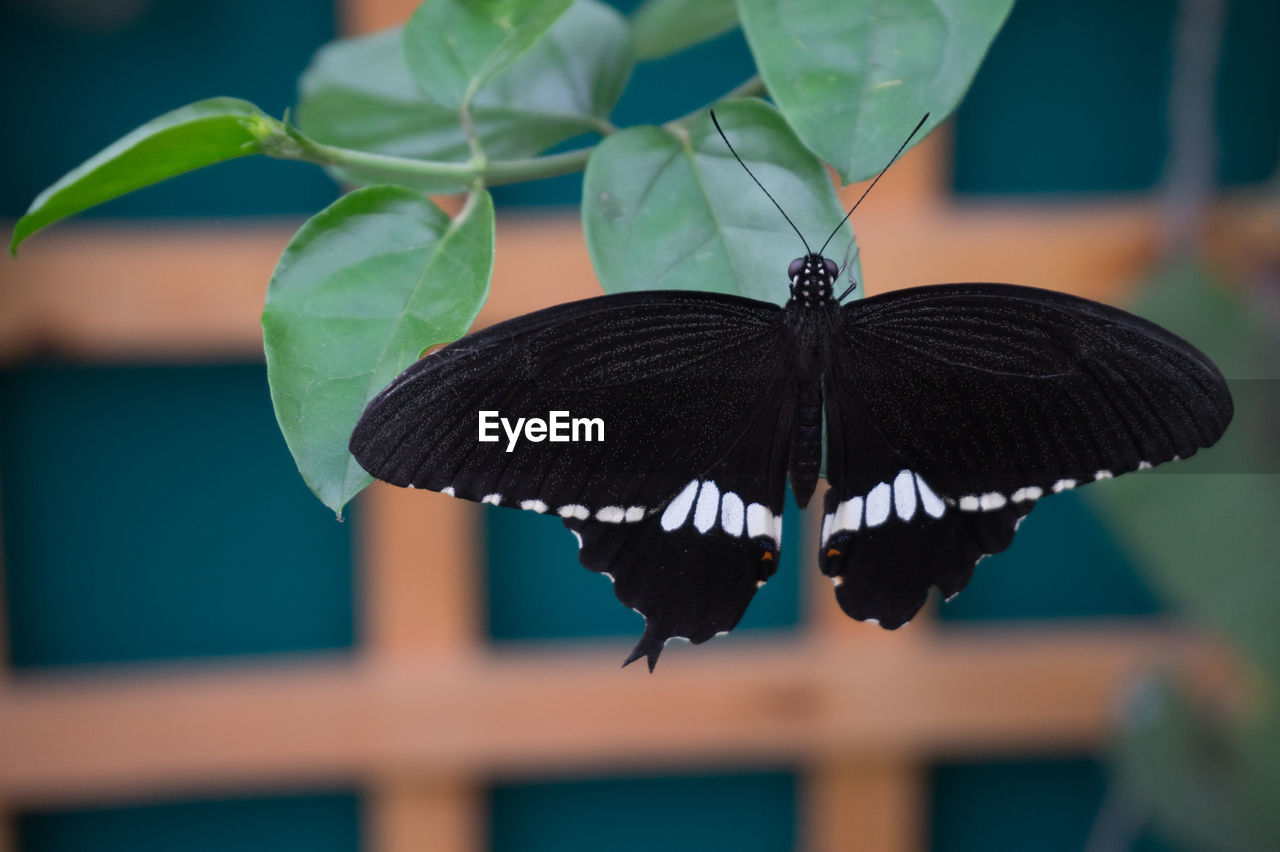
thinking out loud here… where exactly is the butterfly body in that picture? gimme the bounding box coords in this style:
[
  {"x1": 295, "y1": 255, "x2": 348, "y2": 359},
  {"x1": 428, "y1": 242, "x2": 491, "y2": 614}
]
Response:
[
  {"x1": 350, "y1": 253, "x2": 1232, "y2": 670},
  {"x1": 779, "y1": 252, "x2": 843, "y2": 506}
]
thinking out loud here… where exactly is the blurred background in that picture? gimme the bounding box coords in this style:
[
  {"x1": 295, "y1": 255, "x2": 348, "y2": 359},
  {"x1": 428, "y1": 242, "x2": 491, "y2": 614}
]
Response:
[{"x1": 1, "y1": 0, "x2": 1277, "y2": 850}]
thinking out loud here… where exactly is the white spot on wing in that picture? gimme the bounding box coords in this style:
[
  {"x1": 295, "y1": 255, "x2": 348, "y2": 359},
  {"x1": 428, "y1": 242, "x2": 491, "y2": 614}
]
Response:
[
  {"x1": 625, "y1": 506, "x2": 645, "y2": 523},
  {"x1": 893, "y1": 469, "x2": 917, "y2": 521},
  {"x1": 558, "y1": 504, "x2": 589, "y2": 520},
  {"x1": 520, "y1": 499, "x2": 548, "y2": 513},
  {"x1": 979, "y1": 492, "x2": 1006, "y2": 511},
  {"x1": 1011, "y1": 486, "x2": 1042, "y2": 503},
  {"x1": 1138, "y1": 461, "x2": 1153, "y2": 470},
  {"x1": 720, "y1": 491, "x2": 745, "y2": 536},
  {"x1": 746, "y1": 503, "x2": 773, "y2": 539},
  {"x1": 959, "y1": 495, "x2": 980, "y2": 511},
  {"x1": 831, "y1": 576, "x2": 844, "y2": 587},
  {"x1": 1052, "y1": 478, "x2": 1077, "y2": 493},
  {"x1": 596, "y1": 505, "x2": 625, "y2": 523},
  {"x1": 482, "y1": 493, "x2": 502, "y2": 505},
  {"x1": 1094, "y1": 469, "x2": 1113, "y2": 480},
  {"x1": 441, "y1": 486, "x2": 455, "y2": 496},
  {"x1": 834, "y1": 496, "x2": 863, "y2": 532},
  {"x1": 865, "y1": 482, "x2": 892, "y2": 526},
  {"x1": 660, "y1": 480, "x2": 699, "y2": 531},
  {"x1": 693, "y1": 480, "x2": 720, "y2": 533},
  {"x1": 916, "y1": 474, "x2": 946, "y2": 518}
]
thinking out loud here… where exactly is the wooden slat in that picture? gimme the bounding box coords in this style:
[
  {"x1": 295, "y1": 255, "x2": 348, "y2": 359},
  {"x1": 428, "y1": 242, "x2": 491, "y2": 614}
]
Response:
[
  {"x1": 835, "y1": 119, "x2": 951, "y2": 211},
  {"x1": 0, "y1": 224, "x2": 295, "y2": 362},
  {"x1": 339, "y1": 0, "x2": 489, "y2": 841},
  {"x1": 359, "y1": 472, "x2": 482, "y2": 852},
  {"x1": 0, "y1": 625, "x2": 1215, "y2": 807},
  {"x1": 367, "y1": 776, "x2": 483, "y2": 852},
  {"x1": 341, "y1": 0, "x2": 422, "y2": 34},
  {"x1": 10, "y1": 200, "x2": 1266, "y2": 362},
  {"x1": 803, "y1": 491, "x2": 932, "y2": 851},
  {"x1": 360, "y1": 483, "x2": 480, "y2": 657},
  {"x1": 805, "y1": 759, "x2": 923, "y2": 852}
]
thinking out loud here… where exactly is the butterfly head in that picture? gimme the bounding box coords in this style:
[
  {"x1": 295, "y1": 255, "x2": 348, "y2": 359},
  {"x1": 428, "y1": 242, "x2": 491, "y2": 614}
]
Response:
[{"x1": 788, "y1": 254, "x2": 838, "y2": 305}]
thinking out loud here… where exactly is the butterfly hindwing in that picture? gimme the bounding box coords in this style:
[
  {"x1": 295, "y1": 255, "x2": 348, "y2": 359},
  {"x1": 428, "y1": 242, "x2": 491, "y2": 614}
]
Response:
[
  {"x1": 567, "y1": 377, "x2": 795, "y2": 669},
  {"x1": 820, "y1": 283, "x2": 1232, "y2": 626},
  {"x1": 819, "y1": 377, "x2": 1033, "y2": 626}
]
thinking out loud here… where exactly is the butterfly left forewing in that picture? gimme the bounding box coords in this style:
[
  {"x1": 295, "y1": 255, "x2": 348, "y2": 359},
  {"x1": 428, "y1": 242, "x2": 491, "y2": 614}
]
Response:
[{"x1": 351, "y1": 291, "x2": 786, "y2": 517}]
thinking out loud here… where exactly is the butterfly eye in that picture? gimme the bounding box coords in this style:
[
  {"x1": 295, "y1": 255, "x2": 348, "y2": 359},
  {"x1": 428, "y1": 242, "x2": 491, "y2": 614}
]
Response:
[
  {"x1": 788, "y1": 258, "x2": 805, "y2": 280},
  {"x1": 823, "y1": 258, "x2": 839, "y2": 280}
]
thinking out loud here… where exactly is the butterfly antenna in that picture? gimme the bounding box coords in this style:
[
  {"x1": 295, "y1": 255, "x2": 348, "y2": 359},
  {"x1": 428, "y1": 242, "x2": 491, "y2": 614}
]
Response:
[
  {"x1": 710, "y1": 109, "x2": 813, "y2": 256},
  {"x1": 817, "y1": 113, "x2": 931, "y2": 258}
]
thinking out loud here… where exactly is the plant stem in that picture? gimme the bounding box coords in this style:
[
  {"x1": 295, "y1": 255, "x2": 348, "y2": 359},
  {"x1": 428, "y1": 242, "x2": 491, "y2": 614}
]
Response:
[
  {"x1": 272, "y1": 74, "x2": 764, "y2": 190},
  {"x1": 484, "y1": 147, "x2": 593, "y2": 184},
  {"x1": 282, "y1": 135, "x2": 593, "y2": 188}
]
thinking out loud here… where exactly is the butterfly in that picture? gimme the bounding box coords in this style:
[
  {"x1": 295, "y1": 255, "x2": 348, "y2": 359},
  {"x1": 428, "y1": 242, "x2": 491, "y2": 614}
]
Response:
[{"x1": 349, "y1": 114, "x2": 1233, "y2": 670}]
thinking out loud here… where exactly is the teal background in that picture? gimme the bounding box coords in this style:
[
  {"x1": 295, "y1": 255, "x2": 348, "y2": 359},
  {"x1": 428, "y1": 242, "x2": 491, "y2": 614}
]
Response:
[
  {"x1": 0, "y1": 364, "x2": 356, "y2": 668},
  {"x1": 491, "y1": 773, "x2": 796, "y2": 852},
  {"x1": 16, "y1": 793, "x2": 360, "y2": 852},
  {"x1": 954, "y1": 0, "x2": 1280, "y2": 195},
  {"x1": 2, "y1": 0, "x2": 1275, "y2": 849},
  {"x1": 932, "y1": 759, "x2": 1169, "y2": 852}
]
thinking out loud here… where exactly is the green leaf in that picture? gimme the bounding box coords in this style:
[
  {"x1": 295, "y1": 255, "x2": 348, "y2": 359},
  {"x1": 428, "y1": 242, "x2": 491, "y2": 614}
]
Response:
[
  {"x1": 631, "y1": 0, "x2": 737, "y2": 60},
  {"x1": 478, "y1": 0, "x2": 630, "y2": 134},
  {"x1": 583, "y1": 99, "x2": 856, "y2": 303},
  {"x1": 296, "y1": 29, "x2": 470, "y2": 193},
  {"x1": 1088, "y1": 262, "x2": 1280, "y2": 676},
  {"x1": 297, "y1": 0, "x2": 631, "y2": 191},
  {"x1": 263, "y1": 186, "x2": 495, "y2": 516},
  {"x1": 736, "y1": 0, "x2": 1014, "y2": 183},
  {"x1": 10, "y1": 97, "x2": 274, "y2": 254},
  {"x1": 1115, "y1": 677, "x2": 1266, "y2": 852},
  {"x1": 1234, "y1": 702, "x2": 1280, "y2": 847},
  {"x1": 403, "y1": 0, "x2": 576, "y2": 109}
]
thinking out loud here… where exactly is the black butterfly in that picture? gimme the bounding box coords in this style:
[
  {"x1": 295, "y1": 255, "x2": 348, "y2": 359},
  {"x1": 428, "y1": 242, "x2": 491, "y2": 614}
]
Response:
[{"x1": 349, "y1": 115, "x2": 1233, "y2": 670}]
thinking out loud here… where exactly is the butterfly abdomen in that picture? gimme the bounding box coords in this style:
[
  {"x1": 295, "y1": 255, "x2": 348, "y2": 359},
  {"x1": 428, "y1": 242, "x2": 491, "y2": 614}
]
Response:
[
  {"x1": 788, "y1": 385, "x2": 822, "y2": 507},
  {"x1": 784, "y1": 306, "x2": 831, "y2": 507}
]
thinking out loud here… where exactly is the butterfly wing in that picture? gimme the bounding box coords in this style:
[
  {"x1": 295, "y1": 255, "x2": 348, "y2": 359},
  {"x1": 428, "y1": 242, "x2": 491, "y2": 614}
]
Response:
[
  {"x1": 350, "y1": 291, "x2": 795, "y2": 667},
  {"x1": 820, "y1": 283, "x2": 1233, "y2": 626},
  {"x1": 568, "y1": 387, "x2": 794, "y2": 669}
]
